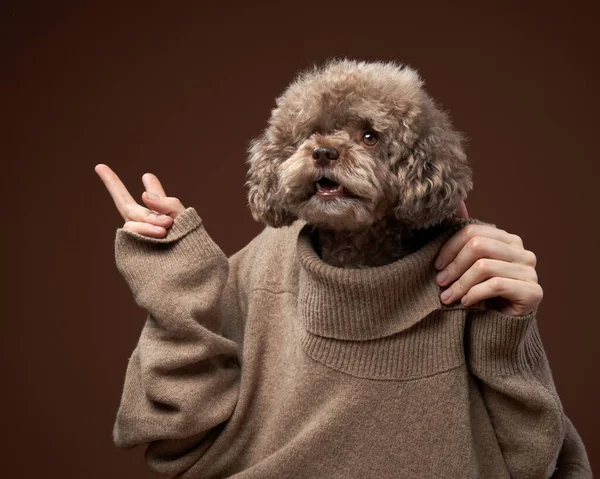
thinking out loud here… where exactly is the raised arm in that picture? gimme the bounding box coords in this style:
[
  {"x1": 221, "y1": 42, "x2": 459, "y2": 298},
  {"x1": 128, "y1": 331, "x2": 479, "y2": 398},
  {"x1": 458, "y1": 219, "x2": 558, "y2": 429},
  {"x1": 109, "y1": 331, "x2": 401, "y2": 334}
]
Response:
[{"x1": 96, "y1": 165, "x2": 244, "y2": 475}]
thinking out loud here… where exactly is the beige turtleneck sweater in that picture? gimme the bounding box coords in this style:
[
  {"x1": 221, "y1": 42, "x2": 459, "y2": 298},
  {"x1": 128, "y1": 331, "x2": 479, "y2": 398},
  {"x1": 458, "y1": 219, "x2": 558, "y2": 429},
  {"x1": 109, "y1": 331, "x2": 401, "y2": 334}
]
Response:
[{"x1": 112, "y1": 207, "x2": 592, "y2": 478}]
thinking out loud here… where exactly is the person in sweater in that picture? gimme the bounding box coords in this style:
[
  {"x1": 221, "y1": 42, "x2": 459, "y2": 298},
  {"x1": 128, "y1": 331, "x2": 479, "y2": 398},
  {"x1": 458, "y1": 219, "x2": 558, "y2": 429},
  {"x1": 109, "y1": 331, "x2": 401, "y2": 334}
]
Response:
[{"x1": 96, "y1": 60, "x2": 592, "y2": 478}]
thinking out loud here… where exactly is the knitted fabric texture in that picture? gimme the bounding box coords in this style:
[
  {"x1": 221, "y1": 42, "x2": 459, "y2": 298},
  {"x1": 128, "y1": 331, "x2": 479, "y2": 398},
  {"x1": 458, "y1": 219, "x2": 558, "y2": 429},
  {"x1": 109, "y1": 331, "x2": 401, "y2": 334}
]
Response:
[{"x1": 112, "y1": 207, "x2": 592, "y2": 478}]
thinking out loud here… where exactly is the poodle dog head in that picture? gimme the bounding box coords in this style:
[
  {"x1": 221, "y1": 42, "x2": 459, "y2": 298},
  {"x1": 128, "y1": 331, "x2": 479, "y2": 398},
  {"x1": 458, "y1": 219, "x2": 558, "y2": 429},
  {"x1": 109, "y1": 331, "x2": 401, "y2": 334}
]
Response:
[{"x1": 245, "y1": 59, "x2": 473, "y2": 231}]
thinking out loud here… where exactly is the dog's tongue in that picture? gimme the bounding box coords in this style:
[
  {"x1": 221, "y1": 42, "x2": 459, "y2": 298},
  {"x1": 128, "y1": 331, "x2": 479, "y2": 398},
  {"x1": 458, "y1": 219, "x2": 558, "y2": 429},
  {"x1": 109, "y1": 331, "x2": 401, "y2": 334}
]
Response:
[{"x1": 316, "y1": 178, "x2": 350, "y2": 198}]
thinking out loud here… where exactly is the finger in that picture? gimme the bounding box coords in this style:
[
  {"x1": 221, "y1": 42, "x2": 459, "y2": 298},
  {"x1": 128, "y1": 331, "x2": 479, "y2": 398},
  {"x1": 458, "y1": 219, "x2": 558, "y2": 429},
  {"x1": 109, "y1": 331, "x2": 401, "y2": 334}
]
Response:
[
  {"x1": 126, "y1": 202, "x2": 174, "y2": 227},
  {"x1": 459, "y1": 277, "x2": 543, "y2": 316},
  {"x1": 439, "y1": 259, "x2": 538, "y2": 305},
  {"x1": 436, "y1": 236, "x2": 532, "y2": 288},
  {"x1": 122, "y1": 220, "x2": 168, "y2": 238},
  {"x1": 435, "y1": 224, "x2": 519, "y2": 270},
  {"x1": 141, "y1": 192, "x2": 186, "y2": 218},
  {"x1": 142, "y1": 172, "x2": 168, "y2": 197},
  {"x1": 94, "y1": 164, "x2": 139, "y2": 221},
  {"x1": 455, "y1": 200, "x2": 469, "y2": 219}
]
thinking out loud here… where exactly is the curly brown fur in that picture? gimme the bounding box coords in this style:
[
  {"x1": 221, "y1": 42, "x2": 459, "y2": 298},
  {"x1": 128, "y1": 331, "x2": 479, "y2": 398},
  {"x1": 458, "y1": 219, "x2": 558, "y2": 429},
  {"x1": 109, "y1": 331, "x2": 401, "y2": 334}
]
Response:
[{"x1": 245, "y1": 59, "x2": 473, "y2": 268}]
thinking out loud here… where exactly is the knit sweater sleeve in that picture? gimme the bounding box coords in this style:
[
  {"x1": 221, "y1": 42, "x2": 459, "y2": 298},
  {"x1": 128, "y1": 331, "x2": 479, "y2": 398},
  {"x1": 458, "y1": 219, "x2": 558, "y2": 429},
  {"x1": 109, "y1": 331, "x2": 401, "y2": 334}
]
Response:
[
  {"x1": 467, "y1": 307, "x2": 592, "y2": 478},
  {"x1": 112, "y1": 207, "x2": 245, "y2": 476}
]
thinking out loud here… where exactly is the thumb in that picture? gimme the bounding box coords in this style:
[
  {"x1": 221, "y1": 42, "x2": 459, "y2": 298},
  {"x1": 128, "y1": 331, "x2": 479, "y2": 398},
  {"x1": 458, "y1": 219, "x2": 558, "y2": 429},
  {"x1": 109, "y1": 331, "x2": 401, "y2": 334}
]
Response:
[{"x1": 455, "y1": 200, "x2": 469, "y2": 219}]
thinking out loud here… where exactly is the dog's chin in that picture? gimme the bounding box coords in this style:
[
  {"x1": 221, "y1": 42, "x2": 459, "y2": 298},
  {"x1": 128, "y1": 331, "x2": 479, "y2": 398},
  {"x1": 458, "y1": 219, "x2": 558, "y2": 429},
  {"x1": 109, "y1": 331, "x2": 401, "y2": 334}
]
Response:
[{"x1": 295, "y1": 194, "x2": 379, "y2": 231}]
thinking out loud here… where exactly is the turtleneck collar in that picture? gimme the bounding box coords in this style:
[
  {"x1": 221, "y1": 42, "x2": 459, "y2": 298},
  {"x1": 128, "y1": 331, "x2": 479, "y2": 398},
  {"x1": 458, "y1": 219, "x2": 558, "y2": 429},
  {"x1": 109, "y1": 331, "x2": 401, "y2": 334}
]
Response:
[{"x1": 295, "y1": 216, "x2": 492, "y2": 340}]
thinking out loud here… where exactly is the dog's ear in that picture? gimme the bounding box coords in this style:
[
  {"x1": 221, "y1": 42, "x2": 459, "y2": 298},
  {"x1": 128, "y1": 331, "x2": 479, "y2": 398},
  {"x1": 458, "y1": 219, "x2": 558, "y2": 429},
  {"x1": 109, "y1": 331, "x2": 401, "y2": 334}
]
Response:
[
  {"x1": 394, "y1": 97, "x2": 473, "y2": 228},
  {"x1": 245, "y1": 134, "x2": 297, "y2": 228}
]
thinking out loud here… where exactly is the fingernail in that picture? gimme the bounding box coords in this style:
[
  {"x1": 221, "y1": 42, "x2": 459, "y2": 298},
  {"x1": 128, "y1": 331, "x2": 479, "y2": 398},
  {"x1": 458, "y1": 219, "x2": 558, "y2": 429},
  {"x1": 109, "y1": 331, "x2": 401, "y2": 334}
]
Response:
[
  {"x1": 158, "y1": 214, "x2": 169, "y2": 221},
  {"x1": 436, "y1": 271, "x2": 447, "y2": 284},
  {"x1": 435, "y1": 257, "x2": 444, "y2": 269},
  {"x1": 146, "y1": 192, "x2": 159, "y2": 200},
  {"x1": 440, "y1": 289, "x2": 451, "y2": 302},
  {"x1": 461, "y1": 295, "x2": 469, "y2": 305}
]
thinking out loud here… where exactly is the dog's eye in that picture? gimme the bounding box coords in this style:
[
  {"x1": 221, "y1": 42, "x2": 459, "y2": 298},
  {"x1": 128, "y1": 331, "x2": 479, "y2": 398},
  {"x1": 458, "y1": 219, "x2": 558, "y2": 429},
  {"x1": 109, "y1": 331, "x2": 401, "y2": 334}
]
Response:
[{"x1": 362, "y1": 131, "x2": 378, "y2": 146}]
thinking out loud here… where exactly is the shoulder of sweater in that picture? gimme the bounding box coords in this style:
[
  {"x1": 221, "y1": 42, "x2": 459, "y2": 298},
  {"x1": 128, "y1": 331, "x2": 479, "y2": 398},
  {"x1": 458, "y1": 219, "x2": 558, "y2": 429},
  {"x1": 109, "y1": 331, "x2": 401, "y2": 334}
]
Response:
[
  {"x1": 442, "y1": 216, "x2": 497, "y2": 230},
  {"x1": 425, "y1": 215, "x2": 497, "y2": 245},
  {"x1": 226, "y1": 219, "x2": 307, "y2": 295},
  {"x1": 224, "y1": 216, "x2": 496, "y2": 295},
  {"x1": 408, "y1": 215, "x2": 497, "y2": 255}
]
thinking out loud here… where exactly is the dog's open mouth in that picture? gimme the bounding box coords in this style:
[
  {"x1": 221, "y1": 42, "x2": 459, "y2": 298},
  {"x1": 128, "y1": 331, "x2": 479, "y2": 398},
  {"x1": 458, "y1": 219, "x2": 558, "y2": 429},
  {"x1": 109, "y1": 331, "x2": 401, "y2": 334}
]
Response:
[{"x1": 314, "y1": 176, "x2": 353, "y2": 199}]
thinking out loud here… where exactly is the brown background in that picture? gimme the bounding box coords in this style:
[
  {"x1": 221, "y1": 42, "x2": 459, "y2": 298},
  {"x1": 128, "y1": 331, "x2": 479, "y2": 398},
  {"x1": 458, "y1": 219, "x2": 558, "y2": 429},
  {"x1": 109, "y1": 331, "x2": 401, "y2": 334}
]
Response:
[{"x1": 3, "y1": 1, "x2": 598, "y2": 477}]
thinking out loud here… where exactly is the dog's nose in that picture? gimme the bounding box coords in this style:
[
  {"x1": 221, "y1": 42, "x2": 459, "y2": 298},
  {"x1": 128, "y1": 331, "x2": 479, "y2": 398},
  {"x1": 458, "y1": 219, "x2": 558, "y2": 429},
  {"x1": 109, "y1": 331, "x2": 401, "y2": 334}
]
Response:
[{"x1": 312, "y1": 146, "x2": 339, "y2": 166}]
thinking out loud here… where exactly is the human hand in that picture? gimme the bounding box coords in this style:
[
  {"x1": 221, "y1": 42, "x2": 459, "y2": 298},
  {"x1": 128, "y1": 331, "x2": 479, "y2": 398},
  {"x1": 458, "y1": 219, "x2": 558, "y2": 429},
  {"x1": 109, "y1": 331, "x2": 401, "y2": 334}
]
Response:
[
  {"x1": 94, "y1": 164, "x2": 185, "y2": 238},
  {"x1": 434, "y1": 201, "x2": 543, "y2": 317}
]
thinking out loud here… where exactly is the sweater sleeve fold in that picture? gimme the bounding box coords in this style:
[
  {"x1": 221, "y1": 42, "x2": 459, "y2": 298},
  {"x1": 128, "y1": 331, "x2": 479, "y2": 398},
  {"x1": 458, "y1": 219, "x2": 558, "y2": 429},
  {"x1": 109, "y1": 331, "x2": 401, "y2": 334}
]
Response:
[
  {"x1": 112, "y1": 207, "x2": 243, "y2": 476},
  {"x1": 551, "y1": 415, "x2": 593, "y2": 478},
  {"x1": 467, "y1": 307, "x2": 592, "y2": 479}
]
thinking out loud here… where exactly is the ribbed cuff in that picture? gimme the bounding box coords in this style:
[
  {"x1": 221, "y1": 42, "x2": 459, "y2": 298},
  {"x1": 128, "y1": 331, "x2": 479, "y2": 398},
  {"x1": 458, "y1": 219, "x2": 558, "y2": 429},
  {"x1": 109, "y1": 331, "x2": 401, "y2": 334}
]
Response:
[
  {"x1": 114, "y1": 207, "x2": 227, "y2": 293},
  {"x1": 468, "y1": 307, "x2": 544, "y2": 376}
]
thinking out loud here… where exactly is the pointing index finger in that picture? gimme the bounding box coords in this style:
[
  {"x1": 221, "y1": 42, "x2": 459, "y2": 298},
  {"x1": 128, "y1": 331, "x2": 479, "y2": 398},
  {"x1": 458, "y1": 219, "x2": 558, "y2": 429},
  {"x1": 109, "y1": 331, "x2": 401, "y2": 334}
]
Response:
[{"x1": 94, "y1": 164, "x2": 138, "y2": 220}]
